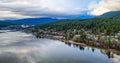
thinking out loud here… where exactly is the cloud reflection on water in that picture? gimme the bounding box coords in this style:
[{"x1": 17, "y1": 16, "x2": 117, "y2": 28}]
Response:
[{"x1": 0, "y1": 30, "x2": 119, "y2": 63}]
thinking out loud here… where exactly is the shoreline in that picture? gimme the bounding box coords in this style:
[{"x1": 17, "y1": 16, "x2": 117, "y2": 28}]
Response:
[
  {"x1": 57, "y1": 39, "x2": 120, "y2": 53},
  {"x1": 32, "y1": 33, "x2": 120, "y2": 53},
  {"x1": 23, "y1": 29, "x2": 120, "y2": 53}
]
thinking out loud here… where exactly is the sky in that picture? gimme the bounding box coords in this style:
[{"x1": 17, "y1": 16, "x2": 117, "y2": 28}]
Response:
[{"x1": 0, "y1": 0, "x2": 120, "y2": 20}]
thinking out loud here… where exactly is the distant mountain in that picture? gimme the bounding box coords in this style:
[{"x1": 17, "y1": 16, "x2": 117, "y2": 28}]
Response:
[
  {"x1": 100, "y1": 11, "x2": 120, "y2": 17},
  {"x1": 2, "y1": 18, "x2": 59, "y2": 25},
  {"x1": 0, "y1": 21, "x2": 12, "y2": 28}
]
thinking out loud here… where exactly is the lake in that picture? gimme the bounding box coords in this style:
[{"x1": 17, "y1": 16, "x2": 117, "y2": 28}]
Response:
[{"x1": 0, "y1": 30, "x2": 119, "y2": 63}]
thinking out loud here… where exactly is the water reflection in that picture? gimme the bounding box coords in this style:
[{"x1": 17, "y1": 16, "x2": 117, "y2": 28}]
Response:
[
  {"x1": 0, "y1": 30, "x2": 119, "y2": 63},
  {"x1": 64, "y1": 41, "x2": 120, "y2": 59}
]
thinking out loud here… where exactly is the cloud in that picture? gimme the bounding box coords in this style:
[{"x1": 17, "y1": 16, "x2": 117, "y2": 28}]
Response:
[
  {"x1": 0, "y1": 0, "x2": 92, "y2": 19},
  {"x1": 0, "y1": 11, "x2": 31, "y2": 20},
  {"x1": 1, "y1": 0, "x2": 119, "y2": 19},
  {"x1": 89, "y1": 0, "x2": 120, "y2": 16}
]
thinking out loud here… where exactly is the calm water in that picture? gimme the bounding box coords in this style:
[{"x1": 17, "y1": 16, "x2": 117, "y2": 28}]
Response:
[{"x1": 0, "y1": 30, "x2": 120, "y2": 63}]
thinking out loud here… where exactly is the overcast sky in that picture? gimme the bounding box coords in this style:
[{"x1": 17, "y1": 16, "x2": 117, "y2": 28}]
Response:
[{"x1": 0, "y1": 0, "x2": 120, "y2": 20}]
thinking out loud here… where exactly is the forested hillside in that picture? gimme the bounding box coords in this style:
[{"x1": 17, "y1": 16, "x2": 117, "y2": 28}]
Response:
[
  {"x1": 36, "y1": 17, "x2": 120, "y2": 35},
  {"x1": 31, "y1": 17, "x2": 120, "y2": 50}
]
